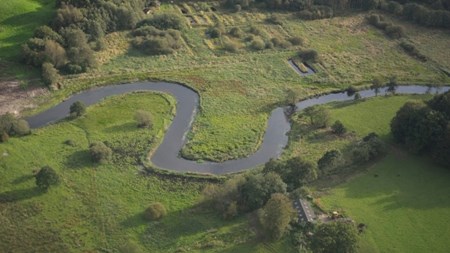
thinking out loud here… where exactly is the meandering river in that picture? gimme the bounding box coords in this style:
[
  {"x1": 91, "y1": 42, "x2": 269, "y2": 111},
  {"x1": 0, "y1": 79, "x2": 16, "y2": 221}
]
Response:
[{"x1": 26, "y1": 82, "x2": 449, "y2": 174}]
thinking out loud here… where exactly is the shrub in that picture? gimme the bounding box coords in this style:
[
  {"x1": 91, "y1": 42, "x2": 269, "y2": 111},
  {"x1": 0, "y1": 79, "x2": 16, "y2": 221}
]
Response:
[
  {"x1": 228, "y1": 27, "x2": 243, "y2": 38},
  {"x1": 354, "y1": 92, "x2": 362, "y2": 100},
  {"x1": 298, "y1": 10, "x2": 314, "y2": 20},
  {"x1": 298, "y1": 49, "x2": 319, "y2": 62},
  {"x1": 42, "y1": 62, "x2": 60, "y2": 86},
  {"x1": 132, "y1": 27, "x2": 182, "y2": 55},
  {"x1": 288, "y1": 36, "x2": 304, "y2": 46},
  {"x1": 331, "y1": 120, "x2": 347, "y2": 135},
  {"x1": 346, "y1": 85, "x2": 357, "y2": 96},
  {"x1": 318, "y1": 150, "x2": 344, "y2": 174},
  {"x1": 89, "y1": 141, "x2": 113, "y2": 164},
  {"x1": 137, "y1": 13, "x2": 186, "y2": 30},
  {"x1": 12, "y1": 119, "x2": 31, "y2": 136},
  {"x1": 385, "y1": 24, "x2": 405, "y2": 39},
  {"x1": 223, "y1": 201, "x2": 238, "y2": 220},
  {"x1": 69, "y1": 101, "x2": 86, "y2": 118},
  {"x1": 271, "y1": 37, "x2": 291, "y2": 48},
  {"x1": 266, "y1": 15, "x2": 283, "y2": 25},
  {"x1": 351, "y1": 134, "x2": 386, "y2": 163},
  {"x1": 399, "y1": 41, "x2": 427, "y2": 61},
  {"x1": 208, "y1": 27, "x2": 223, "y2": 38},
  {"x1": 250, "y1": 38, "x2": 265, "y2": 50},
  {"x1": 387, "y1": 1, "x2": 403, "y2": 14},
  {"x1": 1, "y1": 131, "x2": 9, "y2": 143},
  {"x1": 144, "y1": 202, "x2": 167, "y2": 221},
  {"x1": 35, "y1": 166, "x2": 59, "y2": 191},
  {"x1": 223, "y1": 41, "x2": 239, "y2": 53},
  {"x1": 135, "y1": 110, "x2": 153, "y2": 128},
  {"x1": 234, "y1": 4, "x2": 242, "y2": 12}
]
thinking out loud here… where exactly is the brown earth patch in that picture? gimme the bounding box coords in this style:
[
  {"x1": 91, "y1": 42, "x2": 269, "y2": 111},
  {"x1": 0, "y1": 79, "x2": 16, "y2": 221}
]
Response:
[{"x1": 0, "y1": 80, "x2": 48, "y2": 115}]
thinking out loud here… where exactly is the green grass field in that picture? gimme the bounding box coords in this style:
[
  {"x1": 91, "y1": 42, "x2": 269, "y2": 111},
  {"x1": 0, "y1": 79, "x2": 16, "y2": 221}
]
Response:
[
  {"x1": 0, "y1": 0, "x2": 55, "y2": 78},
  {"x1": 320, "y1": 154, "x2": 450, "y2": 253},
  {"x1": 284, "y1": 94, "x2": 450, "y2": 253},
  {"x1": 0, "y1": 0, "x2": 55, "y2": 59},
  {"x1": 0, "y1": 92, "x2": 294, "y2": 252}
]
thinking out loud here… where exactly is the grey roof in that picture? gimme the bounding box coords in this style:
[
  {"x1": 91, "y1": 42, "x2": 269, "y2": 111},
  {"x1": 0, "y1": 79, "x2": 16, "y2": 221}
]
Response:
[{"x1": 293, "y1": 198, "x2": 316, "y2": 223}]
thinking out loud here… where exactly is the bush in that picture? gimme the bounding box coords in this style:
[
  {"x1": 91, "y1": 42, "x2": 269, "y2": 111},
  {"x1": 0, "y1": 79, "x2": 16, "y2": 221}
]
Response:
[
  {"x1": 223, "y1": 41, "x2": 239, "y2": 53},
  {"x1": 318, "y1": 150, "x2": 344, "y2": 174},
  {"x1": 137, "y1": 13, "x2": 186, "y2": 30},
  {"x1": 208, "y1": 27, "x2": 223, "y2": 39},
  {"x1": 351, "y1": 134, "x2": 386, "y2": 163},
  {"x1": 331, "y1": 120, "x2": 347, "y2": 135},
  {"x1": 89, "y1": 141, "x2": 113, "y2": 164},
  {"x1": 131, "y1": 27, "x2": 182, "y2": 55},
  {"x1": 271, "y1": 37, "x2": 291, "y2": 48},
  {"x1": 144, "y1": 202, "x2": 167, "y2": 221},
  {"x1": 288, "y1": 36, "x2": 304, "y2": 46},
  {"x1": 0, "y1": 113, "x2": 16, "y2": 135},
  {"x1": 387, "y1": 1, "x2": 403, "y2": 14},
  {"x1": 1, "y1": 131, "x2": 9, "y2": 143},
  {"x1": 250, "y1": 38, "x2": 265, "y2": 50},
  {"x1": 354, "y1": 92, "x2": 362, "y2": 100},
  {"x1": 69, "y1": 101, "x2": 86, "y2": 118},
  {"x1": 12, "y1": 119, "x2": 31, "y2": 136},
  {"x1": 266, "y1": 15, "x2": 283, "y2": 25},
  {"x1": 298, "y1": 49, "x2": 319, "y2": 62},
  {"x1": 42, "y1": 62, "x2": 60, "y2": 86},
  {"x1": 346, "y1": 85, "x2": 357, "y2": 96},
  {"x1": 399, "y1": 41, "x2": 427, "y2": 61},
  {"x1": 223, "y1": 201, "x2": 238, "y2": 220},
  {"x1": 228, "y1": 27, "x2": 243, "y2": 38},
  {"x1": 385, "y1": 24, "x2": 405, "y2": 39},
  {"x1": 35, "y1": 166, "x2": 59, "y2": 191},
  {"x1": 135, "y1": 110, "x2": 153, "y2": 128}
]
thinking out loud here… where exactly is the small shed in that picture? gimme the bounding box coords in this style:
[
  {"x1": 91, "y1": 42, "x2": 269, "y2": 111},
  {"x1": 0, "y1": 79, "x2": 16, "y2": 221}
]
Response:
[{"x1": 293, "y1": 198, "x2": 316, "y2": 223}]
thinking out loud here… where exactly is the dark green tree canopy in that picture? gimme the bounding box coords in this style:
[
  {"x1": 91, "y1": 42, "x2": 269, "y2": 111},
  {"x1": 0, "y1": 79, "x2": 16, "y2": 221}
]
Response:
[
  {"x1": 239, "y1": 172, "x2": 287, "y2": 211},
  {"x1": 70, "y1": 101, "x2": 86, "y2": 118},
  {"x1": 311, "y1": 222, "x2": 358, "y2": 253},
  {"x1": 35, "y1": 166, "x2": 60, "y2": 191}
]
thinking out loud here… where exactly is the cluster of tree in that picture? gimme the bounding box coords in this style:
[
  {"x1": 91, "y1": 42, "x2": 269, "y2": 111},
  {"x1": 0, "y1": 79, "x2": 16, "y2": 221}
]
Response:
[
  {"x1": 367, "y1": 14, "x2": 405, "y2": 39},
  {"x1": 391, "y1": 91, "x2": 450, "y2": 168},
  {"x1": 309, "y1": 222, "x2": 358, "y2": 253},
  {"x1": 22, "y1": 0, "x2": 157, "y2": 85},
  {"x1": 0, "y1": 113, "x2": 31, "y2": 142},
  {"x1": 131, "y1": 13, "x2": 185, "y2": 55},
  {"x1": 381, "y1": 1, "x2": 450, "y2": 29},
  {"x1": 202, "y1": 172, "x2": 296, "y2": 240}
]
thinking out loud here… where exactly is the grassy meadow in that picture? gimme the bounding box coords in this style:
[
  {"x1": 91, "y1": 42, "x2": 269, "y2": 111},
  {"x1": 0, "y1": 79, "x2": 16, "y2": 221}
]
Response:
[
  {"x1": 320, "y1": 154, "x2": 450, "y2": 253},
  {"x1": 0, "y1": 92, "x2": 296, "y2": 252},
  {"x1": 283, "y1": 94, "x2": 450, "y2": 252}
]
